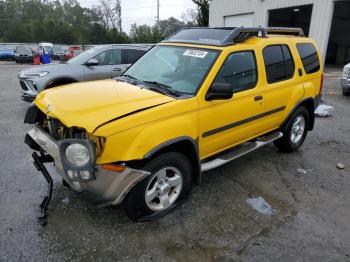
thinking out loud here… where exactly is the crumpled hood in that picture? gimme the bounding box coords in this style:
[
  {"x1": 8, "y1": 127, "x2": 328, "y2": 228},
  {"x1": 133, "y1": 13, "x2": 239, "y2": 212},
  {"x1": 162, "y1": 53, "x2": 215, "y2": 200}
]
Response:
[{"x1": 35, "y1": 79, "x2": 175, "y2": 133}]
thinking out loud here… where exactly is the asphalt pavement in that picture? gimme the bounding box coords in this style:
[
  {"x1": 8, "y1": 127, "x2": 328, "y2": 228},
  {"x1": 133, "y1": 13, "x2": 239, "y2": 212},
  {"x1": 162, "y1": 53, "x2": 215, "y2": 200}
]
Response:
[{"x1": 0, "y1": 61, "x2": 349, "y2": 262}]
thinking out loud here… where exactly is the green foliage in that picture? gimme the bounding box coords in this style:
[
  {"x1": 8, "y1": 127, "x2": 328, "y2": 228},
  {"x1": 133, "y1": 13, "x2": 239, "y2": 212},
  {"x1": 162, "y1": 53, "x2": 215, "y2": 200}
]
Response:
[
  {"x1": 130, "y1": 17, "x2": 195, "y2": 43},
  {"x1": 0, "y1": 0, "x2": 127, "y2": 44},
  {"x1": 192, "y1": 0, "x2": 210, "y2": 26}
]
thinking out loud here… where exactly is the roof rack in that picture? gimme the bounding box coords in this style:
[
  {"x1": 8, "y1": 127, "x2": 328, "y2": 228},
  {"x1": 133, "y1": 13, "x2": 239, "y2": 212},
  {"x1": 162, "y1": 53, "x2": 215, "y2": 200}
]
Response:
[
  {"x1": 221, "y1": 26, "x2": 305, "y2": 45},
  {"x1": 163, "y1": 26, "x2": 305, "y2": 46}
]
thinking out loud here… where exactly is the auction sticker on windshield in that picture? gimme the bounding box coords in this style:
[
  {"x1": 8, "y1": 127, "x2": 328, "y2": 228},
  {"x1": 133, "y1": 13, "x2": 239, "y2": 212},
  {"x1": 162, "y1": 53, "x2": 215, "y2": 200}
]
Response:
[{"x1": 183, "y1": 49, "x2": 208, "y2": 58}]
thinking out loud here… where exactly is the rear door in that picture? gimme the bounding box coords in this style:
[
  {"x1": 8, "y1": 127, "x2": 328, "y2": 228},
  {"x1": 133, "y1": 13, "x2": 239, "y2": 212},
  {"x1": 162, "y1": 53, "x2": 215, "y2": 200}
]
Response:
[
  {"x1": 257, "y1": 43, "x2": 304, "y2": 132},
  {"x1": 115, "y1": 48, "x2": 147, "y2": 77}
]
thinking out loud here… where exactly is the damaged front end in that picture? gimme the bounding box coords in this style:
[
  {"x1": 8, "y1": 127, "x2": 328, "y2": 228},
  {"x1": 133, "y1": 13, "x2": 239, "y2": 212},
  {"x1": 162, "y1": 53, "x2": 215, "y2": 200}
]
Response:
[{"x1": 24, "y1": 105, "x2": 149, "y2": 225}]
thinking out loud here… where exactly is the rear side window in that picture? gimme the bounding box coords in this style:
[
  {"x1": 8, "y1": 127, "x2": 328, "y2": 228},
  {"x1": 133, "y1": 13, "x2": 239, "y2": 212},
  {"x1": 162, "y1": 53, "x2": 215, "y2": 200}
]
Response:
[
  {"x1": 263, "y1": 45, "x2": 295, "y2": 84},
  {"x1": 213, "y1": 51, "x2": 258, "y2": 93},
  {"x1": 296, "y1": 43, "x2": 320, "y2": 74},
  {"x1": 124, "y1": 49, "x2": 146, "y2": 64}
]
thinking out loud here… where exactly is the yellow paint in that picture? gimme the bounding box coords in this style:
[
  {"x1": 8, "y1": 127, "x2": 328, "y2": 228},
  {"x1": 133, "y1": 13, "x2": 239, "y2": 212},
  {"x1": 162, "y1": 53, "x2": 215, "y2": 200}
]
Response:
[{"x1": 34, "y1": 36, "x2": 323, "y2": 165}]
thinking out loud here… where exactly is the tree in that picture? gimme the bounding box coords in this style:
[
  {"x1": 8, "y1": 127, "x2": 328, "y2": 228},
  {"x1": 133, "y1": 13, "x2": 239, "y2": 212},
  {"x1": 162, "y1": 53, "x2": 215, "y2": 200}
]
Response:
[
  {"x1": 130, "y1": 17, "x2": 189, "y2": 43},
  {"x1": 98, "y1": 0, "x2": 122, "y2": 32},
  {"x1": 192, "y1": 0, "x2": 210, "y2": 26}
]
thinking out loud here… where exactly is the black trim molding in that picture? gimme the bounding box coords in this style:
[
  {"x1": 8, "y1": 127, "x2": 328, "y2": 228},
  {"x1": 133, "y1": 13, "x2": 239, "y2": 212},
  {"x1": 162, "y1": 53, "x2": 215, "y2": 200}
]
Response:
[{"x1": 202, "y1": 106, "x2": 286, "y2": 138}]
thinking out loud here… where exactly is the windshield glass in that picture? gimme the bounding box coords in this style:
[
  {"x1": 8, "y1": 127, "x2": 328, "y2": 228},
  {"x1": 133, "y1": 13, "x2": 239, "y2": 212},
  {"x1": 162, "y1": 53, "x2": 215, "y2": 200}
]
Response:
[
  {"x1": 53, "y1": 47, "x2": 63, "y2": 52},
  {"x1": 124, "y1": 45, "x2": 219, "y2": 94},
  {"x1": 67, "y1": 46, "x2": 105, "y2": 64}
]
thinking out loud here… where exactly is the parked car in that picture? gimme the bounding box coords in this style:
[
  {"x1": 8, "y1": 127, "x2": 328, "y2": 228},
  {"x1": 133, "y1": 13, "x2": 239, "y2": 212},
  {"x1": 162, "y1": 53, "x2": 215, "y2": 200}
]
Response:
[
  {"x1": 38, "y1": 42, "x2": 53, "y2": 55},
  {"x1": 18, "y1": 44, "x2": 152, "y2": 102},
  {"x1": 64, "y1": 46, "x2": 82, "y2": 61},
  {"x1": 24, "y1": 27, "x2": 323, "y2": 222},
  {"x1": 15, "y1": 46, "x2": 34, "y2": 63},
  {"x1": 341, "y1": 63, "x2": 350, "y2": 96},
  {"x1": 50, "y1": 46, "x2": 65, "y2": 60},
  {"x1": 0, "y1": 47, "x2": 15, "y2": 60}
]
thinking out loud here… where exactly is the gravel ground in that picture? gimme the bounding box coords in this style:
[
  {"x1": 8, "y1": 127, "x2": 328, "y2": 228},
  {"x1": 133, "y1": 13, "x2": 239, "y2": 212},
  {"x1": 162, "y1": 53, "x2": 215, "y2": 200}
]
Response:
[{"x1": 0, "y1": 61, "x2": 349, "y2": 262}]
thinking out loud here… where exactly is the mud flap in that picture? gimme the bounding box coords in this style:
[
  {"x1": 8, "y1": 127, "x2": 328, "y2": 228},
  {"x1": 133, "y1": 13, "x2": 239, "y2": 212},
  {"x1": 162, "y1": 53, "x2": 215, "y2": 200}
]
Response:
[{"x1": 32, "y1": 152, "x2": 54, "y2": 226}]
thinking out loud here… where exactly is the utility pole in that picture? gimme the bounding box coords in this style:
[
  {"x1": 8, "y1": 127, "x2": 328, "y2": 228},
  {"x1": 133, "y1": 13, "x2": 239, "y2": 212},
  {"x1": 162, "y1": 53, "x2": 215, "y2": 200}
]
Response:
[{"x1": 156, "y1": 0, "x2": 160, "y2": 24}]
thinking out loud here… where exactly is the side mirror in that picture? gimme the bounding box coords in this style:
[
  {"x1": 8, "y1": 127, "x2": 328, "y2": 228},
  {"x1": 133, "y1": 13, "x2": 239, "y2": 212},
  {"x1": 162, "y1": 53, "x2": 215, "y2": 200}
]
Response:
[
  {"x1": 85, "y1": 58, "x2": 99, "y2": 66},
  {"x1": 205, "y1": 83, "x2": 233, "y2": 101}
]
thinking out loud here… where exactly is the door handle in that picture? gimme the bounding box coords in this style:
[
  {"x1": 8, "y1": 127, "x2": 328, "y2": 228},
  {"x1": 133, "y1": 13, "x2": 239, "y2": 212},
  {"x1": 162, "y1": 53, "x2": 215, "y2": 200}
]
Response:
[
  {"x1": 113, "y1": 67, "x2": 122, "y2": 72},
  {"x1": 254, "y1": 95, "x2": 263, "y2": 101}
]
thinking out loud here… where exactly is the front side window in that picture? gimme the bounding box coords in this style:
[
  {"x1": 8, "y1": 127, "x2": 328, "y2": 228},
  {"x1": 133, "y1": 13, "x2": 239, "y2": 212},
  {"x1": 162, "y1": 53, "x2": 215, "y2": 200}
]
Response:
[
  {"x1": 263, "y1": 45, "x2": 295, "y2": 84},
  {"x1": 93, "y1": 49, "x2": 121, "y2": 66},
  {"x1": 124, "y1": 45, "x2": 219, "y2": 94},
  {"x1": 212, "y1": 51, "x2": 258, "y2": 93},
  {"x1": 296, "y1": 43, "x2": 320, "y2": 74}
]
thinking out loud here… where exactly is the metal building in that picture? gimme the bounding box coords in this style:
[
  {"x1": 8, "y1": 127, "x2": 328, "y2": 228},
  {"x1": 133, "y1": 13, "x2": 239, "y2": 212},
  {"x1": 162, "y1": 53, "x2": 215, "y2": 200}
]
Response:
[{"x1": 209, "y1": 0, "x2": 350, "y2": 64}]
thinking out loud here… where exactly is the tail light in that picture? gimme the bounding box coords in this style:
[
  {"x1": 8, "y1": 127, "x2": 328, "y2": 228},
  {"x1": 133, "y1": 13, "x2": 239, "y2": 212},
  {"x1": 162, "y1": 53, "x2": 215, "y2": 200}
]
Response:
[{"x1": 319, "y1": 73, "x2": 324, "y2": 95}]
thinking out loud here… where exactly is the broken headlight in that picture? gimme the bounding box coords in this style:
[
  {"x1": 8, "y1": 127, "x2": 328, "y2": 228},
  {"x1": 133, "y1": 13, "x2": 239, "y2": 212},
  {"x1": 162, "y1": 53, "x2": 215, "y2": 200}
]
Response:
[{"x1": 59, "y1": 139, "x2": 96, "y2": 181}]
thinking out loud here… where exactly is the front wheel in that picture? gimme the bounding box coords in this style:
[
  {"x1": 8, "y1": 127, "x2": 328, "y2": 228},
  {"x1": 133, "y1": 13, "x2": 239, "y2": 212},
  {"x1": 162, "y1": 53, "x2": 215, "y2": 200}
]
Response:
[
  {"x1": 123, "y1": 152, "x2": 193, "y2": 222},
  {"x1": 274, "y1": 106, "x2": 309, "y2": 152}
]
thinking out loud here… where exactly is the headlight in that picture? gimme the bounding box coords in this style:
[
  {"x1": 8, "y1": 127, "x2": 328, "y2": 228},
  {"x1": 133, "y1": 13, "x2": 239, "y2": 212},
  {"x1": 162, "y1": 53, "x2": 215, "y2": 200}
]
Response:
[
  {"x1": 59, "y1": 139, "x2": 96, "y2": 182},
  {"x1": 65, "y1": 143, "x2": 90, "y2": 167},
  {"x1": 343, "y1": 66, "x2": 350, "y2": 77}
]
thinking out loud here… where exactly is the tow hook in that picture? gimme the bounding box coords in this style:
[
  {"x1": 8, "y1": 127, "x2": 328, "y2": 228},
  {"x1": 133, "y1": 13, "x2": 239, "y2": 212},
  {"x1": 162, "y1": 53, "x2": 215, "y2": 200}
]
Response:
[{"x1": 32, "y1": 152, "x2": 54, "y2": 226}]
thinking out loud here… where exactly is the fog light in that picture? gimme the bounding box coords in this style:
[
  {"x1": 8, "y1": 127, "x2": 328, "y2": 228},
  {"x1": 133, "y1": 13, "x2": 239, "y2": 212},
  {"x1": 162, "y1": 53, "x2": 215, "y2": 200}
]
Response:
[
  {"x1": 67, "y1": 170, "x2": 80, "y2": 179},
  {"x1": 80, "y1": 171, "x2": 91, "y2": 180}
]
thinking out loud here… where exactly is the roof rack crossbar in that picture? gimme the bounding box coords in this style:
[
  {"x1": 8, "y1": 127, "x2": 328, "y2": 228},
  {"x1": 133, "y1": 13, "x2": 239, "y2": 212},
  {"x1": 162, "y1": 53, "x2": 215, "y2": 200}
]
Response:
[{"x1": 222, "y1": 26, "x2": 304, "y2": 45}]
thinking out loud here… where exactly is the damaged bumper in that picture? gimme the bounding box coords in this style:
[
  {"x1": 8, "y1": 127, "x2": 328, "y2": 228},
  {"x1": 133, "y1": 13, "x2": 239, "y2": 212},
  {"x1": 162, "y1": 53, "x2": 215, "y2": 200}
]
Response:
[{"x1": 25, "y1": 125, "x2": 150, "y2": 206}]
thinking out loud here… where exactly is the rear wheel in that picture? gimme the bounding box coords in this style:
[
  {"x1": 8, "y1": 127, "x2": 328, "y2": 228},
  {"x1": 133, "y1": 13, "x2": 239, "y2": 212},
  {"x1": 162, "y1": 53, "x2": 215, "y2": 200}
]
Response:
[
  {"x1": 123, "y1": 152, "x2": 193, "y2": 222},
  {"x1": 274, "y1": 106, "x2": 309, "y2": 152}
]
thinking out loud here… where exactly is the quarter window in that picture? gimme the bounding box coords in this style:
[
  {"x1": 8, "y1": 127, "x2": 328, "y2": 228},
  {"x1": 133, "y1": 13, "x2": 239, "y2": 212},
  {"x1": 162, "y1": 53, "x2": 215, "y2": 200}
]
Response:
[
  {"x1": 213, "y1": 51, "x2": 258, "y2": 93},
  {"x1": 263, "y1": 45, "x2": 295, "y2": 84},
  {"x1": 296, "y1": 43, "x2": 320, "y2": 74}
]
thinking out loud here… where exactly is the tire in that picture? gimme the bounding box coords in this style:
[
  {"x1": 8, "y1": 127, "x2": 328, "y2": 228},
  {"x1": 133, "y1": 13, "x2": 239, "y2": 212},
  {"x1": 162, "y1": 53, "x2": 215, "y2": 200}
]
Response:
[
  {"x1": 343, "y1": 90, "x2": 350, "y2": 96},
  {"x1": 123, "y1": 152, "x2": 193, "y2": 222},
  {"x1": 274, "y1": 106, "x2": 309, "y2": 153}
]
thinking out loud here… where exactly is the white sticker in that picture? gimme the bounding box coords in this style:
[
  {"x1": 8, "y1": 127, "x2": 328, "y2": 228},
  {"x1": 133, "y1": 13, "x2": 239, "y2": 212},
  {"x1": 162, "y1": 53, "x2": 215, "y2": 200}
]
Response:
[{"x1": 183, "y1": 49, "x2": 208, "y2": 59}]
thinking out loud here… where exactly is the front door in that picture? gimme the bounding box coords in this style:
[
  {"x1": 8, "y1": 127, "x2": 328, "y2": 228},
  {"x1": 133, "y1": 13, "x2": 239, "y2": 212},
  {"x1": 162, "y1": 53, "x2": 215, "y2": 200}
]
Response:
[
  {"x1": 198, "y1": 50, "x2": 265, "y2": 159},
  {"x1": 84, "y1": 49, "x2": 116, "y2": 81}
]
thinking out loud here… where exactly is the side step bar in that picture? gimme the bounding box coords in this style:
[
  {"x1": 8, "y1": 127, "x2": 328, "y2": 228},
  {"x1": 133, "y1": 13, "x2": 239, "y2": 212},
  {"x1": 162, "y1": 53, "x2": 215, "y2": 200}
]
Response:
[{"x1": 201, "y1": 132, "x2": 283, "y2": 172}]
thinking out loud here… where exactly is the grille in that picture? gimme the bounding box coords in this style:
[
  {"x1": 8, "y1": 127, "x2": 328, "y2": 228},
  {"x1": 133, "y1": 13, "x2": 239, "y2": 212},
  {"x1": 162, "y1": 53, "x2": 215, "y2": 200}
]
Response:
[{"x1": 47, "y1": 118, "x2": 105, "y2": 157}]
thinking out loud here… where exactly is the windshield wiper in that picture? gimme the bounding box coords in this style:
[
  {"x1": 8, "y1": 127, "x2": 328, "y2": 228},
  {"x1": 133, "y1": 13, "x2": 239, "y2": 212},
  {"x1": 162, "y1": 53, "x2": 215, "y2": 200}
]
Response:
[
  {"x1": 122, "y1": 74, "x2": 138, "y2": 80},
  {"x1": 141, "y1": 80, "x2": 179, "y2": 97}
]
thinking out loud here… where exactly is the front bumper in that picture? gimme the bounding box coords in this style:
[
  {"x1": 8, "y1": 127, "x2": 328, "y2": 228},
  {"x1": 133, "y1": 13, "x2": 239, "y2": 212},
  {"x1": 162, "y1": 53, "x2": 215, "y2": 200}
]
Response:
[
  {"x1": 26, "y1": 125, "x2": 150, "y2": 206},
  {"x1": 16, "y1": 56, "x2": 33, "y2": 62},
  {"x1": 341, "y1": 77, "x2": 350, "y2": 92},
  {"x1": 18, "y1": 77, "x2": 43, "y2": 102}
]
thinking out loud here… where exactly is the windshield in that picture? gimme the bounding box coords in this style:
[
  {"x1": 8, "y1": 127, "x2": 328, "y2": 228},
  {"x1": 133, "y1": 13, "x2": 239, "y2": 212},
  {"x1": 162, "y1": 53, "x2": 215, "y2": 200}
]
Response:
[
  {"x1": 67, "y1": 46, "x2": 104, "y2": 64},
  {"x1": 53, "y1": 47, "x2": 63, "y2": 52},
  {"x1": 124, "y1": 45, "x2": 219, "y2": 95}
]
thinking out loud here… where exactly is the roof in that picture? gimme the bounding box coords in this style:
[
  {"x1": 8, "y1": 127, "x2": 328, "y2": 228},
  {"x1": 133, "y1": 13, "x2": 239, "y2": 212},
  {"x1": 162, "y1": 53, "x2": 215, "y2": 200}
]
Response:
[{"x1": 162, "y1": 27, "x2": 305, "y2": 47}]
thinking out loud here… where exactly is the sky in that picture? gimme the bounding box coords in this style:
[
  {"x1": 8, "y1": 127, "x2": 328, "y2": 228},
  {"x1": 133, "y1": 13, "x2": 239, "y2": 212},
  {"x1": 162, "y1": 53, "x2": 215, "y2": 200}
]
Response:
[{"x1": 79, "y1": 0, "x2": 196, "y2": 34}]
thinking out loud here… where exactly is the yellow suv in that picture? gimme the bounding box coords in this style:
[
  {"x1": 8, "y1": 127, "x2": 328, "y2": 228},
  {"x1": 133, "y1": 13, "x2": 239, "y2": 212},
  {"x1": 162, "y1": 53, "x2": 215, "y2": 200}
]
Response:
[{"x1": 24, "y1": 27, "x2": 323, "y2": 223}]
